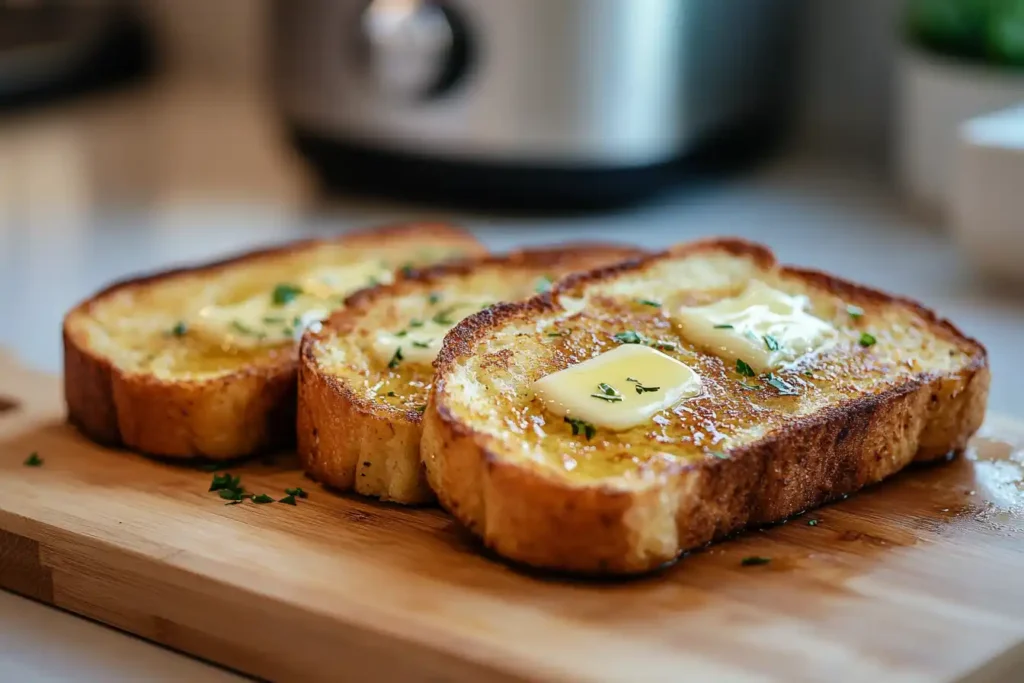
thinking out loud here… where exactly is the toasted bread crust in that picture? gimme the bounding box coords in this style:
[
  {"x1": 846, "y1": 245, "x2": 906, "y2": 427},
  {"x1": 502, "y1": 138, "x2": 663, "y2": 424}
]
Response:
[
  {"x1": 297, "y1": 244, "x2": 647, "y2": 503},
  {"x1": 63, "y1": 223, "x2": 485, "y2": 459},
  {"x1": 422, "y1": 238, "x2": 990, "y2": 574}
]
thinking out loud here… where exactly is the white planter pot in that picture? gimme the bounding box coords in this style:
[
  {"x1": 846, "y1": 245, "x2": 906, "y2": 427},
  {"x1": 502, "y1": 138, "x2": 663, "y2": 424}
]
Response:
[{"x1": 895, "y1": 47, "x2": 1024, "y2": 220}]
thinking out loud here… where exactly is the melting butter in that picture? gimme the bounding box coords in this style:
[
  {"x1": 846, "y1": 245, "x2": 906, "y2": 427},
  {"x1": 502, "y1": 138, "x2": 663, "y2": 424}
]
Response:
[
  {"x1": 673, "y1": 280, "x2": 836, "y2": 372},
  {"x1": 533, "y1": 344, "x2": 702, "y2": 431},
  {"x1": 188, "y1": 261, "x2": 393, "y2": 349},
  {"x1": 373, "y1": 297, "x2": 496, "y2": 366}
]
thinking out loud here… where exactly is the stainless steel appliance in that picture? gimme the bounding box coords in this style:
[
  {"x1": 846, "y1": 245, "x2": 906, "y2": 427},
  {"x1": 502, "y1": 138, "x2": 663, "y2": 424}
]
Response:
[{"x1": 272, "y1": 0, "x2": 799, "y2": 208}]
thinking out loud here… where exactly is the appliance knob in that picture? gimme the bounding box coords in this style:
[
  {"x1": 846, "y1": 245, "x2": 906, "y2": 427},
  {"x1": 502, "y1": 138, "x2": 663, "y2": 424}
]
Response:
[{"x1": 359, "y1": 0, "x2": 468, "y2": 102}]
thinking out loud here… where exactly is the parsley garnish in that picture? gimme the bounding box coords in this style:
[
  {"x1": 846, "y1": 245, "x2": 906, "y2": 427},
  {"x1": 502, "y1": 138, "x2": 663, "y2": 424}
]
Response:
[
  {"x1": 285, "y1": 487, "x2": 309, "y2": 499},
  {"x1": 400, "y1": 263, "x2": 415, "y2": 277},
  {"x1": 564, "y1": 417, "x2": 596, "y2": 440},
  {"x1": 591, "y1": 383, "x2": 623, "y2": 402},
  {"x1": 263, "y1": 316, "x2": 284, "y2": 325},
  {"x1": 411, "y1": 340, "x2": 431, "y2": 349},
  {"x1": 847, "y1": 304, "x2": 864, "y2": 319},
  {"x1": 626, "y1": 377, "x2": 660, "y2": 394},
  {"x1": 231, "y1": 320, "x2": 258, "y2": 336},
  {"x1": 713, "y1": 323, "x2": 734, "y2": 329},
  {"x1": 736, "y1": 359, "x2": 756, "y2": 377},
  {"x1": 763, "y1": 334, "x2": 781, "y2": 352},
  {"x1": 652, "y1": 339, "x2": 678, "y2": 351},
  {"x1": 219, "y1": 488, "x2": 248, "y2": 502},
  {"x1": 272, "y1": 283, "x2": 303, "y2": 305},
  {"x1": 738, "y1": 381, "x2": 760, "y2": 391},
  {"x1": 709, "y1": 451, "x2": 730, "y2": 459},
  {"x1": 252, "y1": 493, "x2": 274, "y2": 504},
  {"x1": 388, "y1": 347, "x2": 403, "y2": 369},
  {"x1": 414, "y1": 404, "x2": 427, "y2": 414},
  {"x1": 741, "y1": 556, "x2": 771, "y2": 566},
  {"x1": 765, "y1": 373, "x2": 799, "y2": 396},
  {"x1": 386, "y1": 391, "x2": 396, "y2": 397},
  {"x1": 427, "y1": 292, "x2": 442, "y2": 305},
  {"x1": 636, "y1": 299, "x2": 661, "y2": 307},
  {"x1": 546, "y1": 331, "x2": 566, "y2": 338},
  {"x1": 171, "y1": 321, "x2": 188, "y2": 337},
  {"x1": 209, "y1": 472, "x2": 241, "y2": 493},
  {"x1": 535, "y1": 275, "x2": 554, "y2": 294},
  {"x1": 395, "y1": 330, "x2": 408, "y2": 338},
  {"x1": 614, "y1": 330, "x2": 645, "y2": 345},
  {"x1": 859, "y1": 332, "x2": 877, "y2": 347},
  {"x1": 24, "y1": 452, "x2": 42, "y2": 467},
  {"x1": 432, "y1": 307, "x2": 457, "y2": 325},
  {"x1": 807, "y1": 519, "x2": 819, "y2": 526},
  {"x1": 409, "y1": 318, "x2": 424, "y2": 328},
  {"x1": 279, "y1": 494, "x2": 297, "y2": 506}
]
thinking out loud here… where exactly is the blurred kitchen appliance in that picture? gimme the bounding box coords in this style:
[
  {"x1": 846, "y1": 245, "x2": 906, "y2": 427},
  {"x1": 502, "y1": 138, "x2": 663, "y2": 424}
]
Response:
[
  {"x1": 0, "y1": 0, "x2": 154, "y2": 108},
  {"x1": 272, "y1": 0, "x2": 798, "y2": 208}
]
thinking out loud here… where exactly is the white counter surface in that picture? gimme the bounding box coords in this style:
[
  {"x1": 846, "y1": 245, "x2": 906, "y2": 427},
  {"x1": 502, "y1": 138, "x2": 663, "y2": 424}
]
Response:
[{"x1": 1, "y1": 82, "x2": 1021, "y2": 681}]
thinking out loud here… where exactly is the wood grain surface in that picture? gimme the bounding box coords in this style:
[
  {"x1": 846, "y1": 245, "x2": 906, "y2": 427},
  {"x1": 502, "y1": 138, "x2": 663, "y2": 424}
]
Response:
[{"x1": 0, "y1": 351, "x2": 1022, "y2": 683}]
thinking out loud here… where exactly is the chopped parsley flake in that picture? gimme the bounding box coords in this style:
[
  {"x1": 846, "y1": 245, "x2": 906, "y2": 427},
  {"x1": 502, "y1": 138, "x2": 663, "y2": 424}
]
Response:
[
  {"x1": 765, "y1": 373, "x2": 799, "y2": 396},
  {"x1": 23, "y1": 452, "x2": 42, "y2": 467},
  {"x1": 395, "y1": 330, "x2": 408, "y2": 338},
  {"x1": 279, "y1": 494, "x2": 297, "y2": 506},
  {"x1": 614, "y1": 330, "x2": 645, "y2": 345},
  {"x1": 388, "y1": 347, "x2": 404, "y2": 369},
  {"x1": 652, "y1": 339, "x2": 678, "y2": 351},
  {"x1": 230, "y1": 320, "x2": 260, "y2": 337},
  {"x1": 171, "y1": 321, "x2": 188, "y2": 337},
  {"x1": 411, "y1": 340, "x2": 432, "y2": 349},
  {"x1": 763, "y1": 334, "x2": 781, "y2": 352},
  {"x1": 209, "y1": 472, "x2": 241, "y2": 493},
  {"x1": 713, "y1": 323, "x2": 734, "y2": 329},
  {"x1": 427, "y1": 292, "x2": 442, "y2": 305},
  {"x1": 432, "y1": 307, "x2": 458, "y2": 325},
  {"x1": 738, "y1": 381, "x2": 760, "y2": 391},
  {"x1": 400, "y1": 263, "x2": 415, "y2": 277},
  {"x1": 272, "y1": 283, "x2": 303, "y2": 305},
  {"x1": 636, "y1": 299, "x2": 661, "y2": 307},
  {"x1": 710, "y1": 451, "x2": 730, "y2": 460},
  {"x1": 414, "y1": 404, "x2": 427, "y2": 414},
  {"x1": 626, "y1": 378, "x2": 660, "y2": 394},
  {"x1": 591, "y1": 382, "x2": 623, "y2": 402},
  {"x1": 285, "y1": 487, "x2": 309, "y2": 499},
  {"x1": 736, "y1": 359, "x2": 756, "y2": 377},
  {"x1": 807, "y1": 519, "x2": 819, "y2": 526},
  {"x1": 859, "y1": 332, "x2": 877, "y2": 347},
  {"x1": 409, "y1": 318, "x2": 424, "y2": 328},
  {"x1": 386, "y1": 391, "x2": 397, "y2": 397},
  {"x1": 847, "y1": 304, "x2": 864, "y2": 319},
  {"x1": 252, "y1": 493, "x2": 274, "y2": 504},
  {"x1": 262, "y1": 316, "x2": 284, "y2": 325},
  {"x1": 564, "y1": 417, "x2": 596, "y2": 440},
  {"x1": 741, "y1": 556, "x2": 771, "y2": 566},
  {"x1": 535, "y1": 275, "x2": 554, "y2": 294}
]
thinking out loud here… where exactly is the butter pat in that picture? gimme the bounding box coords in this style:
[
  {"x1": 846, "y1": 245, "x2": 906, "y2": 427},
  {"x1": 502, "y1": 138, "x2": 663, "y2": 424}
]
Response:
[
  {"x1": 373, "y1": 297, "x2": 495, "y2": 366},
  {"x1": 188, "y1": 261, "x2": 390, "y2": 349},
  {"x1": 533, "y1": 344, "x2": 702, "y2": 431},
  {"x1": 673, "y1": 280, "x2": 835, "y2": 372}
]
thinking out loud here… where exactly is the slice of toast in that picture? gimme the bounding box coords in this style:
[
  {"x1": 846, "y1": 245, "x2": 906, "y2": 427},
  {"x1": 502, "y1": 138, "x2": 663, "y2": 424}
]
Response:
[
  {"x1": 421, "y1": 238, "x2": 990, "y2": 574},
  {"x1": 297, "y1": 243, "x2": 647, "y2": 504},
  {"x1": 63, "y1": 223, "x2": 485, "y2": 459}
]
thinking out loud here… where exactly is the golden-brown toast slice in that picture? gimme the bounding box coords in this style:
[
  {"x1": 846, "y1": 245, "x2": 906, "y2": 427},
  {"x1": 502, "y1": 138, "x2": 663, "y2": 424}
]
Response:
[
  {"x1": 63, "y1": 223, "x2": 485, "y2": 459},
  {"x1": 421, "y1": 238, "x2": 990, "y2": 574},
  {"x1": 297, "y1": 243, "x2": 647, "y2": 503}
]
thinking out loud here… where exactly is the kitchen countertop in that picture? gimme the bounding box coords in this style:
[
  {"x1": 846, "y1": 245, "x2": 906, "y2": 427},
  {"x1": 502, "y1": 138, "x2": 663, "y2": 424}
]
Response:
[{"x1": 2, "y1": 80, "x2": 1022, "y2": 682}]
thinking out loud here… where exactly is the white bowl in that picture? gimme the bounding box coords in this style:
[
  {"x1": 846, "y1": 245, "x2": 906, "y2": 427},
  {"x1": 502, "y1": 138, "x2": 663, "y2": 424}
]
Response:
[
  {"x1": 950, "y1": 104, "x2": 1024, "y2": 286},
  {"x1": 896, "y1": 48, "x2": 1024, "y2": 220}
]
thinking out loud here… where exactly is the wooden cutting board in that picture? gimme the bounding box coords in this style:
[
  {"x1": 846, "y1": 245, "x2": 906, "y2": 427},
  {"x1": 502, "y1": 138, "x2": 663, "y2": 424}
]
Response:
[{"x1": 0, "y1": 351, "x2": 1022, "y2": 683}]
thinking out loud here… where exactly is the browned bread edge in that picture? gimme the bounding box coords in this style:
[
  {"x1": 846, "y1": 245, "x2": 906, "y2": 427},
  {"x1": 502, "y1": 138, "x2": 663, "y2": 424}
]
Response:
[
  {"x1": 297, "y1": 243, "x2": 649, "y2": 503},
  {"x1": 421, "y1": 238, "x2": 990, "y2": 574},
  {"x1": 63, "y1": 222, "x2": 486, "y2": 459}
]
